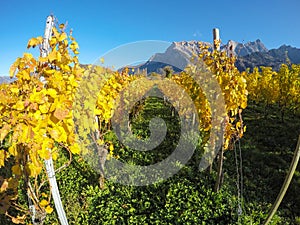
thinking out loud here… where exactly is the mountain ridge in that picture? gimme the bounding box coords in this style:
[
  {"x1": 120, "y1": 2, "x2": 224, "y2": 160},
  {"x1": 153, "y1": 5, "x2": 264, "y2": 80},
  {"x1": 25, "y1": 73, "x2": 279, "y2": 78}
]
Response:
[
  {"x1": 0, "y1": 76, "x2": 15, "y2": 84},
  {"x1": 134, "y1": 39, "x2": 300, "y2": 73},
  {"x1": 236, "y1": 44, "x2": 300, "y2": 71}
]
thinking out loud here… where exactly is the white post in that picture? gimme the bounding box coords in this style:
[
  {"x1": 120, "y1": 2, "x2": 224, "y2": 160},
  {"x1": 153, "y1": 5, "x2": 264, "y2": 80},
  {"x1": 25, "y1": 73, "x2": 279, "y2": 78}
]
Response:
[
  {"x1": 95, "y1": 115, "x2": 100, "y2": 139},
  {"x1": 41, "y1": 16, "x2": 54, "y2": 58},
  {"x1": 213, "y1": 28, "x2": 220, "y2": 51},
  {"x1": 40, "y1": 15, "x2": 69, "y2": 225}
]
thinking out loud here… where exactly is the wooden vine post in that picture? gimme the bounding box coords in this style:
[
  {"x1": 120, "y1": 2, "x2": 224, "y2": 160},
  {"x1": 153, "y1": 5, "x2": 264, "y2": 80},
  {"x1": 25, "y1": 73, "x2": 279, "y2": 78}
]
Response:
[{"x1": 213, "y1": 28, "x2": 224, "y2": 192}]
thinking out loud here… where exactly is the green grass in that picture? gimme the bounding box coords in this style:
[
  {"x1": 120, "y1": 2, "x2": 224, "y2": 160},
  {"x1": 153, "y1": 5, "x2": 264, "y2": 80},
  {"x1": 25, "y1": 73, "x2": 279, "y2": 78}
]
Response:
[{"x1": 1, "y1": 97, "x2": 300, "y2": 224}]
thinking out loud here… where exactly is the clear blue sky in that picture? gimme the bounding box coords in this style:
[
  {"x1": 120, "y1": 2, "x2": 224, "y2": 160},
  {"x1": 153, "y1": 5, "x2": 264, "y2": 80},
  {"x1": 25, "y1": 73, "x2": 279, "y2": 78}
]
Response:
[{"x1": 1, "y1": 0, "x2": 300, "y2": 76}]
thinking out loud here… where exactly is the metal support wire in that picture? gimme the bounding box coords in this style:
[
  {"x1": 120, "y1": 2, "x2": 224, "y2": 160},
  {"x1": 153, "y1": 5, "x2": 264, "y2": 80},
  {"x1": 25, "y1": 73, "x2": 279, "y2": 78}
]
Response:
[
  {"x1": 234, "y1": 139, "x2": 244, "y2": 223},
  {"x1": 238, "y1": 139, "x2": 244, "y2": 215},
  {"x1": 28, "y1": 189, "x2": 37, "y2": 224}
]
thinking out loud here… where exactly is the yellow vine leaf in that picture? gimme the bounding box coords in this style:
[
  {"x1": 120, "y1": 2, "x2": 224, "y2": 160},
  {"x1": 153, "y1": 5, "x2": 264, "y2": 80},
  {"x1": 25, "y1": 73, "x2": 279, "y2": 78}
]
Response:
[
  {"x1": 47, "y1": 50, "x2": 57, "y2": 63},
  {"x1": 109, "y1": 144, "x2": 114, "y2": 151},
  {"x1": 30, "y1": 89, "x2": 44, "y2": 104},
  {"x1": 61, "y1": 64, "x2": 71, "y2": 72},
  {"x1": 69, "y1": 143, "x2": 80, "y2": 154},
  {"x1": 11, "y1": 165, "x2": 21, "y2": 176},
  {"x1": 38, "y1": 148, "x2": 51, "y2": 160},
  {"x1": 241, "y1": 101, "x2": 247, "y2": 109},
  {"x1": 48, "y1": 128, "x2": 60, "y2": 140},
  {"x1": 27, "y1": 36, "x2": 43, "y2": 49},
  {"x1": 0, "y1": 150, "x2": 5, "y2": 167},
  {"x1": 15, "y1": 101, "x2": 25, "y2": 111},
  {"x1": 45, "y1": 205, "x2": 54, "y2": 214},
  {"x1": 39, "y1": 103, "x2": 50, "y2": 114},
  {"x1": 52, "y1": 151, "x2": 58, "y2": 161},
  {"x1": 37, "y1": 138, "x2": 53, "y2": 160},
  {"x1": 52, "y1": 126, "x2": 67, "y2": 143},
  {"x1": 8, "y1": 144, "x2": 17, "y2": 157},
  {"x1": 26, "y1": 163, "x2": 42, "y2": 177},
  {"x1": 97, "y1": 139, "x2": 105, "y2": 145},
  {"x1": 70, "y1": 41, "x2": 79, "y2": 52},
  {"x1": 9, "y1": 60, "x2": 19, "y2": 78},
  {"x1": 10, "y1": 87, "x2": 19, "y2": 94},
  {"x1": 58, "y1": 32, "x2": 67, "y2": 42},
  {"x1": 56, "y1": 51, "x2": 62, "y2": 62},
  {"x1": 43, "y1": 69, "x2": 56, "y2": 76},
  {"x1": 50, "y1": 37, "x2": 58, "y2": 46},
  {"x1": 17, "y1": 69, "x2": 31, "y2": 81},
  {"x1": 39, "y1": 199, "x2": 49, "y2": 207},
  {"x1": 47, "y1": 88, "x2": 57, "y2": 98}
]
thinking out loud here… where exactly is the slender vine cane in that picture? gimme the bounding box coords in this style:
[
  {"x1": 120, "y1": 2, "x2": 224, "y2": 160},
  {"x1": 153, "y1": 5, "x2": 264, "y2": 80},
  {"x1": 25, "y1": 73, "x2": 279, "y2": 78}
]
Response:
[{"x1": 264, "y1": 135, "x2": 300, "y2": 225}]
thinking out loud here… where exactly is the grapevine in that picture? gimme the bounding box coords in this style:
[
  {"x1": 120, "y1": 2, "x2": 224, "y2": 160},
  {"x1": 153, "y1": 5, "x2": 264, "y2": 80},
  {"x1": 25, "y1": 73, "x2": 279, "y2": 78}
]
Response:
[{"x1": 0, "y1": 22, "x2": 83, "y2": 223}]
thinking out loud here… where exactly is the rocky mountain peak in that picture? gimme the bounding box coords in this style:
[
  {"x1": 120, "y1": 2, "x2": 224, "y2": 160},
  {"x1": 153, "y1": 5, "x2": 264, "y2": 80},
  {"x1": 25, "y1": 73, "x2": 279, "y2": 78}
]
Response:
[
  {"x1": 226, "y1": 39, "x2": 268, "y2": 57},
  {"x1": 142, "y1": 39, "x2": 270, "y2": 73}
]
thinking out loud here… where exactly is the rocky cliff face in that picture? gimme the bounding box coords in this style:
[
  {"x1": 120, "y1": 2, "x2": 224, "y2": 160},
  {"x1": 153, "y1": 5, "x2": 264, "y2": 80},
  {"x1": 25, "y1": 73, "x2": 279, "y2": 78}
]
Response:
[
  {"x1": 236, "y1": 44, "x2": 300, "y2": 71},
  {"x1": 143, "y1": 41, "x2": 211, "y2": 72},
  {"x1": 138, "y1": 39, "x2": 300, "y2": 73},
  {"x1": 138, "y1": 39, "x2": 270, "y2": 73},
  {"x1": 227, "y1": 39, "x2": 268, "y2": 57}
]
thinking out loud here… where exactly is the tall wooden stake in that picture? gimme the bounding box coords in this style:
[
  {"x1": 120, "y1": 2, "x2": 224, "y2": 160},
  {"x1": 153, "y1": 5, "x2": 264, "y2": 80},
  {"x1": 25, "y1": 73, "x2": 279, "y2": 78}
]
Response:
[{"x1": 213, "y1": 28, "x2": 224, "y2": 192}]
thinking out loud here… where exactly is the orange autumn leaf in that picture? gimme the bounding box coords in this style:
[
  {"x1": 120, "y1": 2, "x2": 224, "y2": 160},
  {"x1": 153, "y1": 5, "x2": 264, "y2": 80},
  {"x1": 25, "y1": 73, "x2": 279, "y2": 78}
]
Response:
[
  {"x1": 53, "y1": 108, "x2": 69, "y2": 120},
  {"x1": 0, "y1": 124, "x2": 10, "y2": 141}
]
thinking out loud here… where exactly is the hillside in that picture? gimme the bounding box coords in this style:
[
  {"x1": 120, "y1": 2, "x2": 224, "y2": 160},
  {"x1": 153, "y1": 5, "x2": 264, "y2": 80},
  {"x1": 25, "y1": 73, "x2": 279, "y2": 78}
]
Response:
[{"x1": 236, "y1": 45, "x2": 300, "y2": 71}]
